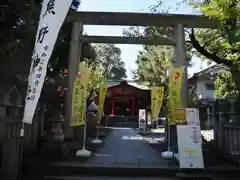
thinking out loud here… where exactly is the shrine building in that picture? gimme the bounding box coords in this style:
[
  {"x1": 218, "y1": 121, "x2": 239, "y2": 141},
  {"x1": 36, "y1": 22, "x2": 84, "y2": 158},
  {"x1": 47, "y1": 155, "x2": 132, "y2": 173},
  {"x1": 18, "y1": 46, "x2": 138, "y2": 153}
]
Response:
[{"x1": 102, "y1": 81, "x2": 150, "y2": 117}]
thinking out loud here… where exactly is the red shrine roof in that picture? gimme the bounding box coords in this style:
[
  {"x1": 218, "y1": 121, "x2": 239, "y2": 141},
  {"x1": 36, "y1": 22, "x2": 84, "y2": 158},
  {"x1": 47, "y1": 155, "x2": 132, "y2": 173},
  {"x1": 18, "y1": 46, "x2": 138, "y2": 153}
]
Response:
[
  {"x1": 108, "y1": 80, "x2": 150, "y2": 90},
  {"x1": 106, "y1": 81, "x2": 150, "y2": 98}
]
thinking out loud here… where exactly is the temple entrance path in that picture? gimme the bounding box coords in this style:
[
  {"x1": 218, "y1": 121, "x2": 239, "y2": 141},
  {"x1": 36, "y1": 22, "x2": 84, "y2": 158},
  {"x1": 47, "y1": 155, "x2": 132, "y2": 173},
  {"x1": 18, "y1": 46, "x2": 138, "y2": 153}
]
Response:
[{"x1": 86, "y1": 127, "x2": 174, "y2": 167}]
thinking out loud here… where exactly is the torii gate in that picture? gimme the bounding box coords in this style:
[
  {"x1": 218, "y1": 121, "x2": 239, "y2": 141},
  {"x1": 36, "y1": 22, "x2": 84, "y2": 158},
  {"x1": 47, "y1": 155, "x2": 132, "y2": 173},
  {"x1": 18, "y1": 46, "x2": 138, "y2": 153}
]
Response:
[{"x1": 64, "y1": 11, "x2": 218, "y2": 138}]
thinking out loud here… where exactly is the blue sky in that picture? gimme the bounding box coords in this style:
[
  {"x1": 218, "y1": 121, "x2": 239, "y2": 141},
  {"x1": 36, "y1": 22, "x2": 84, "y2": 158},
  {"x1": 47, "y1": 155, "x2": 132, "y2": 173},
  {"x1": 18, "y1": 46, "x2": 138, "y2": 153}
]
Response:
[{"x1": 79, "y1": 0, "x2": 210, "y2": 79}]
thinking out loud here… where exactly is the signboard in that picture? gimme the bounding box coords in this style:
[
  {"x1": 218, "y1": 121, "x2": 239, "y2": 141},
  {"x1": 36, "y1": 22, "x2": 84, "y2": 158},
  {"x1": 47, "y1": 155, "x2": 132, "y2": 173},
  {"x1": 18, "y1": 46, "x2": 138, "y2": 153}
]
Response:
[
  {"x1": 174, "y1": 108, "x2": 186, "y2": 124},
  {"x1": 177, "y1": 125, "x2": 204, "y2": 169},
  {"x1": 147, "y1": 112, "x2": 151, "y2": 125},
  {"x1": 186, "y1": 108, "x2": 200, "y2": 126},
  {"x1": 138, "y1": 109, "x2": 146, "y2": 131}
]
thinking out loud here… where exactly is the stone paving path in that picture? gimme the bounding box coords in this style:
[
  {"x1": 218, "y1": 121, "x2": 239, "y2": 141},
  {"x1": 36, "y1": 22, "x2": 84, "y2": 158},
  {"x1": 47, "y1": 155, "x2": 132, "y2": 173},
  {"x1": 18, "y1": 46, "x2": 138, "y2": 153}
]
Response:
[{"x1": 86, "y1": 128, "x2": 173, "y2": 167}]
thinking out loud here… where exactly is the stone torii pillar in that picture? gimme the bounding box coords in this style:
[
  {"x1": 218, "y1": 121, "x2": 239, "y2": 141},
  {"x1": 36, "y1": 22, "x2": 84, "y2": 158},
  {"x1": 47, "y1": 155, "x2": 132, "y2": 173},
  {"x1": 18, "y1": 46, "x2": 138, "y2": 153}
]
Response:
[
  {"x1": 173, "y1": 24, "x2": 188, "y2": 107},
  {"x1": 65, "y1": 22, "x2": 83, "y2": 139},
  {"x1": 168, "y1": 24, "x2": 188, "y2": 153}
]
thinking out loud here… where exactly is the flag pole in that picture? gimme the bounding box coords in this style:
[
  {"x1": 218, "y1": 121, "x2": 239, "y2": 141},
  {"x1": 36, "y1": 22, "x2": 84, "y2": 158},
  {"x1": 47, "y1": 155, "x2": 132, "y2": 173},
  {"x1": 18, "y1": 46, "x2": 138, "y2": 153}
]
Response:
[
  {"x1": 92, "y1": 115, "x2": 102, "y2": 144},
  {"x1": 76, "y1": 112, "x2": 91, "y2": 157},
  {"x1": 148, "y1": 119, "x2": 159, "y2": 144},
  {"x1": 76, "y1": 109, "x2": 91, "y2": 157},
  {"x1": 161, "y1": 120, "x2": 174, "y2": 159}
]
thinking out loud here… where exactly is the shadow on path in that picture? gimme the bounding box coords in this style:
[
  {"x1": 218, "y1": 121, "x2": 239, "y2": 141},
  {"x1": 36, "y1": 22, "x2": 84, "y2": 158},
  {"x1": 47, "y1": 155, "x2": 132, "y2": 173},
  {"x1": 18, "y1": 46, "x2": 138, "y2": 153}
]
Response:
[{"x1": 86, "y1": 128, "x2": 176, "y2": 168}]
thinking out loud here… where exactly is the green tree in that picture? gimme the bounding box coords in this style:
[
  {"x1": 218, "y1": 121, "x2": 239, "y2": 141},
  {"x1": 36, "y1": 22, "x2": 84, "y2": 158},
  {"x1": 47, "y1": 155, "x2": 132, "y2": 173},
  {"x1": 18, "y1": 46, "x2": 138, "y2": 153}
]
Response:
[
  {"x1": 214, "y1": 71, "x2": 238, "y2": 98},
  {"x1": 0, "y1": 0, "x2": 41, "y2": 74},
  {"x1": 124, "y1": 2, "x2": 193, "y2": 86},
  {"x1": 88, "y1": 65, "x2": 105, "y2": 90},
  {"x1": 94, "y1": 44, "x2": 127, "y2": 80},
  {"x1": 0, "y1": 0, "x2": 96, "y2": 76},
  {"x1": 44, "y1": 0, "x2": 97, "y2": 74},
  {"x1": 0, "y1": 0, "x2": 99, "y2": 103},
  {"x1": 124, "y1": 3, "x2": 172, "y2": 87},
  {"x1": 133, "y1": 46, "x2": 172, "y2": 86},
  {"x1": 124, "y1": 0, "x2": 239, "y2": 98},
  {"x1": 188, "y1": 0, "x2": 240, "y2": 97}
]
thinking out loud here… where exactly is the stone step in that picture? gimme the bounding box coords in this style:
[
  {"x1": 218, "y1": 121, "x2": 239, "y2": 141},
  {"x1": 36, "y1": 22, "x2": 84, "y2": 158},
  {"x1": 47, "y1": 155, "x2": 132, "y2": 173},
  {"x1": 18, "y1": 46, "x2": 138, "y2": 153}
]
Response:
[
  {"x1": 26, "y1": 162, "x2": 179, "y2": 177},
  {"x1": 25, "y1": 159, "x2": 240, "y2": 179},
  {"x1": 176, "y1": 173, "x2": 214, "y2": 179},
  {"x1": 44, "y1": 175, "x2": 173, "y2": 180},
  {"x1": 43, "y1": 176, "x2": 237, "y2": 180}
]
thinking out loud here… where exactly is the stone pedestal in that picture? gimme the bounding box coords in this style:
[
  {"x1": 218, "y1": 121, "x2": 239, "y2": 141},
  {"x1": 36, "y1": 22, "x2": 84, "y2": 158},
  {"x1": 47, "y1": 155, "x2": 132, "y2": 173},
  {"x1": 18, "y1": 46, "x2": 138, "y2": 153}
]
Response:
[{"x1": 51, "y1": 120, "x2": 64, "y2": 141}]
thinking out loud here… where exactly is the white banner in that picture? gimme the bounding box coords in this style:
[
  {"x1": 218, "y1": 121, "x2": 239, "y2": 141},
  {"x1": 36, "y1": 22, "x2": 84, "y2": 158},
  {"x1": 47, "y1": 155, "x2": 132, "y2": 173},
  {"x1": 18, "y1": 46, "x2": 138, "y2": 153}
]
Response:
[
  {"x1": 138, "y1": 109, "x2": 146, "y2": 131},
  {"x1": 22, "y1": 0, "x2": 72, "y2": 124},
  {"x1": 177, "y1": 125, "x2": 204, "y2": 169}
]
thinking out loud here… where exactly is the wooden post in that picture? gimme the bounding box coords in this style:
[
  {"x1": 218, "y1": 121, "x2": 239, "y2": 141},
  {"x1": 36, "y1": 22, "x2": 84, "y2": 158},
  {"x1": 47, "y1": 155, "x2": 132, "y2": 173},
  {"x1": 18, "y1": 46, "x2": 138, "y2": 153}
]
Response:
[
  {"x1": 131, "y1": 96, "x2": 135, "y2": 116},
  {"x1": 111, "y1": 94, "x2": 115, "y2": 116},
  {"x1": 65, "y1": 22, "x2": 83, "y2": 140}
]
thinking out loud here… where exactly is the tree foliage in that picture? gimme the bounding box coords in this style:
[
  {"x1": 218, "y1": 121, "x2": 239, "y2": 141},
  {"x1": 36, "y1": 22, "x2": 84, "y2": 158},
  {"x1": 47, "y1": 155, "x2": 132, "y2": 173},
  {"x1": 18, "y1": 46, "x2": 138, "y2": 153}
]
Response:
[
  {"x1": 124, "y1": 2, "x2": 193, "y2": 87},
  {"x1": 124, "y1": 0, "x2": 240, "y2": 98},
  {"x1": 0, "y1": 0, "x2": 41, "y2": 74},
  {"x1": 50, "y1": 0, "x2": 96, "y2": 74},
  {"x1": 214, "y1": 71, "x2": 238, "y2": 98},
  {"x1": 0, "y1": 0, "x2": 96, "y2": 76},
  {"x1": 87, "y1": 65, "x2": 105, "y2": 91},
  {"x1": 133, "y1": 46, "x2": 172, "y2": 86},
  {"x1": 93, "y1": 44, "x2": 126, "y2": 80},
  {"x1": 124, "y1": 3, "x2": 172, "y2": 86},
  {"x1": 188, "y1": 0, "x2": 240, "y2": 97}
]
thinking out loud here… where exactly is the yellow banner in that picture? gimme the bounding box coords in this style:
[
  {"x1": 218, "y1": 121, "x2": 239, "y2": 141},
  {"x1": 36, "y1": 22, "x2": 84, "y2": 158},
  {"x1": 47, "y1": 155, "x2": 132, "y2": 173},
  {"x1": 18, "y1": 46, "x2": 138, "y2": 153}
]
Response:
[
  {"x1": 168, "y1": 67, "x2": 184, "y2": 125},
  {"x1": 71, "y1": 62, "x2": 90, "y2": 126},
  {"x1": 79, "y1": 63, "x2": 91, "y2": 90},
  {"x1": 151, "y1": 86, "x2": 164, "y2": 121},
  {"x1": 97, "y1": 83, "x2": 108, "y2": 120}
]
